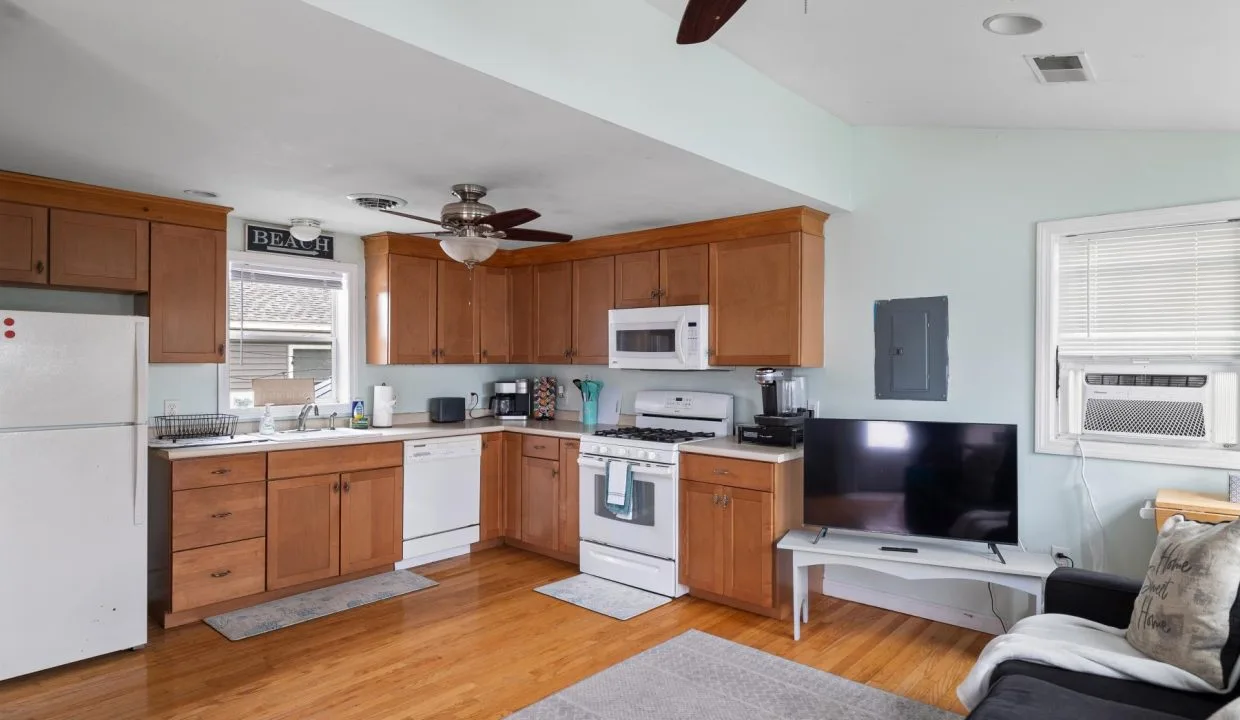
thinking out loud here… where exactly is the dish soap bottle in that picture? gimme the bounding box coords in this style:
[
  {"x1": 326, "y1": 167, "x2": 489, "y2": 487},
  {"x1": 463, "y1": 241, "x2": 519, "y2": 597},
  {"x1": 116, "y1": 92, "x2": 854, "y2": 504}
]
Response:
[{"x1": 259, "y1": 404, "x2": 276, "y2": 436}]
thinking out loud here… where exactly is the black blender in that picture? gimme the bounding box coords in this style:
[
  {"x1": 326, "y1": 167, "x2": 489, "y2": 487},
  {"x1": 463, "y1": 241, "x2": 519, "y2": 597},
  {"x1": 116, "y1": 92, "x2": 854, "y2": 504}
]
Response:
[{"x1": 736, "y1": 367, "x2": 812, "y2": 447}]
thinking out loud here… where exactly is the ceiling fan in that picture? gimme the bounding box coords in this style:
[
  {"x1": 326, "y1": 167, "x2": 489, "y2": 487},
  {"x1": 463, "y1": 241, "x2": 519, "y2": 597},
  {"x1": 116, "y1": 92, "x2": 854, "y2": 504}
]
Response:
[
  {"x1": 380, "y1": 184, "x2": 572, "y2": 268},
  {"x1": 676, "y1": 0, "x2": 749, "y2": 44}
]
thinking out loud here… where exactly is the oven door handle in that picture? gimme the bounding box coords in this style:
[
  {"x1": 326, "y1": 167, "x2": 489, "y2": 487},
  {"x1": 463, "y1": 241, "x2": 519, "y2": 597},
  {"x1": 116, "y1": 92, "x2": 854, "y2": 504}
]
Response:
[{"x1": 579, "y1": 456, "x2": 675, "y2": 477}]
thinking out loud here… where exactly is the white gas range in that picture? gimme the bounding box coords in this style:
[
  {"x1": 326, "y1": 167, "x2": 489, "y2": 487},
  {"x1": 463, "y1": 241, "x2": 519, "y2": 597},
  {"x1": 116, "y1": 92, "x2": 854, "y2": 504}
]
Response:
[{"x1": 577, "y1": 390, "x2": 733, "y2": 597}]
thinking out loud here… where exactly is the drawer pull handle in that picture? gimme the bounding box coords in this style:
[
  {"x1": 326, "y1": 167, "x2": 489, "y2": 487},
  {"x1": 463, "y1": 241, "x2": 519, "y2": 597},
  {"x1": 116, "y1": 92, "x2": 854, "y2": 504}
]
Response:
[
  {"x1": 210, "y1": 570, "x2": 232, "y2": 578},
  {"x1": 533, "y1": 444, "x2": 546, "y2": 450},
  {"x1": 210, "y1": 511, "x2": 233, "y2": 519},
  {"x1": 712, "y1": 468, "x2": 731, "y2": 475},
  {"x1": 210, "y1": 469, "x2": 231, "y2": 476}
]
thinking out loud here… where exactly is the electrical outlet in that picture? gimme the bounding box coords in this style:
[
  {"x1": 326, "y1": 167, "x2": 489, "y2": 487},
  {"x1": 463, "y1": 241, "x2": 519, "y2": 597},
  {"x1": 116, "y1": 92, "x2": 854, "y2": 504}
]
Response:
[
  {"x1": 163, "y1": 399, "x2": 181, "y2": 416},
  {"x1": 1051, "y1": 545, "x2": 1073, "y2": 567},
  {"x1": 556, "y1": 384, "x2": 566, "y2": 399}
]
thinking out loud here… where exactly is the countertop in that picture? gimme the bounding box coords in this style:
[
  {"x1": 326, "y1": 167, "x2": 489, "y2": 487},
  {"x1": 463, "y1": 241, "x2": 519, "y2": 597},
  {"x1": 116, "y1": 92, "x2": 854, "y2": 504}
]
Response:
[
  {"x1": 151, "y1": 417, "x2": 607, "y2": 460},
  {"x1": 678, "y1": 436, "x2": 803, "y2": 463}
]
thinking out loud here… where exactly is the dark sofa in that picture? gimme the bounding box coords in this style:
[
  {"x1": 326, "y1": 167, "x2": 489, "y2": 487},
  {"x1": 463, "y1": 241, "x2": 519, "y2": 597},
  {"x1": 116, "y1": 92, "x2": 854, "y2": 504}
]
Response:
[{"x1": 967, "y1": 568, "x2": 1239, "y2": 720}]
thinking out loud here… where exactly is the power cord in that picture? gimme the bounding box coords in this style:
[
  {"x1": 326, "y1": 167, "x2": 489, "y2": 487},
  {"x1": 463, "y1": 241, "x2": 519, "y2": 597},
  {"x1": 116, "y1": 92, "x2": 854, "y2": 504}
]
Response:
[
  {"x1": 987, "y1": 583, "x2": 1008, "y2": 633},
  {"x1": 1076, "y1": 439, "x2": 1107, "y2": 572},
  {"x1": 1055, "y1": 552, "x2": 1076, "y2": 568},
  {"x1": 468, "y1": 392, "x2": 480, "y2": 419}
]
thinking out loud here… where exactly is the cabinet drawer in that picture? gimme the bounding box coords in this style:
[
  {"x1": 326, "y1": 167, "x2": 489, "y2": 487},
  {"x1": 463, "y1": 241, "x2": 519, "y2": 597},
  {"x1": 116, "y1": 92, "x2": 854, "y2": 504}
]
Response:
[
  {"x1": 680, "y1": 453, "x2": 774, "y2": 493},
  {"x1": 522, "y1": 435, "x2": 559, "y2": 460},
  {"x1": 172, "y1": 453, "x2": 267, "y2": 491},
  {"x1": 173, "y1": 482, "x2": 266, "y2": 552},
  {"x1": 267, "y1": 442, "x2": 402, "y2": 480},
  {"x1": 171, "y1": 537, "x2": 265, "y2": 611}
]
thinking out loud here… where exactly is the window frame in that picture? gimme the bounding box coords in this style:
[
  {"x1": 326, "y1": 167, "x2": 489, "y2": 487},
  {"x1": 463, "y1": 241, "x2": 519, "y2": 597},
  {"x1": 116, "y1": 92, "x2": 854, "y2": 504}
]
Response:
[
  {"x1": 1035, "y1": 198, "x2": 1240, "y2": 469},
  {"x1": 218, "y1": 250, "x2": 360, "y2": 421}
]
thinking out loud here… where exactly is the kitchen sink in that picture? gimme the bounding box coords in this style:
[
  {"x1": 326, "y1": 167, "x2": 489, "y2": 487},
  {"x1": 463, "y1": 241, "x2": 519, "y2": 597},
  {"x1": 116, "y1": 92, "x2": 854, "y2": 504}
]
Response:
[{"x1": 273, "y1": 428, "x2": 377, "y2": 442}]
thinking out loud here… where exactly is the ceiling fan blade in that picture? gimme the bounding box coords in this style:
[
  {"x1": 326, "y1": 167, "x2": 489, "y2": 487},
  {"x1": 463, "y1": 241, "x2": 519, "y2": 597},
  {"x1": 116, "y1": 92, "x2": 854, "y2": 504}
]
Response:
[
  {"x1": 379, "y1": 209, "x2": 444, "y2": 226},
  {"x1": 481, "y1": 208, "x2": 540, "y2": 231},
  {"x1": 503, "y1": 228, "x2": 573, "y2": 243},
  {"x1": 677, "y1": 0, "x2": 748, "y2": 44}
]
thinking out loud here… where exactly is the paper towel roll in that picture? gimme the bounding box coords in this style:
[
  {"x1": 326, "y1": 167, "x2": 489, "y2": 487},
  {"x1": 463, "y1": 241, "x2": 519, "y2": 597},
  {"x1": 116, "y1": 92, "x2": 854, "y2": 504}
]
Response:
[{"x1": 373, "y1": 384, "x2": 396, "y2": 428}]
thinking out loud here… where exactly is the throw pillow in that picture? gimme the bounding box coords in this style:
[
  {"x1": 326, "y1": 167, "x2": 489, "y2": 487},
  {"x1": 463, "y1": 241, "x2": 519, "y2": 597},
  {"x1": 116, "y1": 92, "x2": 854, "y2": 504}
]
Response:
[{"x1": 1127, "y1": 515, "x2": 1240, "y2": 690}]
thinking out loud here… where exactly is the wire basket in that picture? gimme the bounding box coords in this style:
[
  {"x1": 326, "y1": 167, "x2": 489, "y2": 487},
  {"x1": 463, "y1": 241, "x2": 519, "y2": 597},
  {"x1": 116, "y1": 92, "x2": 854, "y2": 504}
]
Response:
[{"x1": 153, "y1": 413, "x2": 240, "y2": 441}]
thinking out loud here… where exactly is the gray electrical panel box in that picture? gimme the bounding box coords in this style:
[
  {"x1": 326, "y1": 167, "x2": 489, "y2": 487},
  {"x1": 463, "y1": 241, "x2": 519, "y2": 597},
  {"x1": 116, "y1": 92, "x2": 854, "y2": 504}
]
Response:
[{"x1": 874, "y1": 296, "x2": 948, "y2": 401}]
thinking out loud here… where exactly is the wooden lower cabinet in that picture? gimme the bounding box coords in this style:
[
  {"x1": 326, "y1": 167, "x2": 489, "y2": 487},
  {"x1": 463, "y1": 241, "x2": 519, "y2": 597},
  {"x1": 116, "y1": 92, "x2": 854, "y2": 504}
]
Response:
[
  {"x1": 479, "y1": 434, "x2": 505, "y2": 542},
  {"x1": 502, "y1": 432, "x2": 524, "y2": 540},
  {"x1": 678, "y1": 458, "x2": 803, "y2": 618},
  {"x1": 521, "y1": 456, "x2": 560, "y2": 552},
  {"x1": 267, "y1": 474, "x2": 341, "y2": 590},
  {"x1": 340, "y1": 467, "x2": 403, "y2": 574},
  {"x1": 171, "y1": 537, "x2": 266, "y2": 612},
  {"x1": 558, "y1": 439, "x2": 580, "y2": 556}
]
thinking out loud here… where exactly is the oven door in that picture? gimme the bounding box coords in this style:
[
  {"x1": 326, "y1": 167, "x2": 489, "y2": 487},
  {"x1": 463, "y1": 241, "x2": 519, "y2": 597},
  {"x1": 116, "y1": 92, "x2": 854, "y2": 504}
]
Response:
[
  {"x1": 608, "y1": 306, "x2": 707, "y2": 370},
  {"x1": 578, "y1": 454, "x2": 677, "y2": 559}
]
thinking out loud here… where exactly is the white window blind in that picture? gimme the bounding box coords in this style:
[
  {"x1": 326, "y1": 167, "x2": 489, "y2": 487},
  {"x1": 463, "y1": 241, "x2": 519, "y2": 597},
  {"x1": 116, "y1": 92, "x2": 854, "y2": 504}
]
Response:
[{"x1": 1057, "y1": 220, "x2": 1240, "y2": 358}]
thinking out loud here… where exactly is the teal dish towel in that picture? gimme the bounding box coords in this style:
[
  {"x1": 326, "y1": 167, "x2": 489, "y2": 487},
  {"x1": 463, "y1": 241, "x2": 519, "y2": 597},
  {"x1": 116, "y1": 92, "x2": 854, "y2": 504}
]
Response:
[{"x1": 605, "y1": 460, "x2": 634, "y2": 518}]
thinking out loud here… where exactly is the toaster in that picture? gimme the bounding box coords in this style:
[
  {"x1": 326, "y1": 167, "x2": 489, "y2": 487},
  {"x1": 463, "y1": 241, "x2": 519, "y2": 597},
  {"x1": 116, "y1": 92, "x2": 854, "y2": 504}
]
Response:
[{"x1": 428, "y1": 397, "x2": 466, "y2": 423}]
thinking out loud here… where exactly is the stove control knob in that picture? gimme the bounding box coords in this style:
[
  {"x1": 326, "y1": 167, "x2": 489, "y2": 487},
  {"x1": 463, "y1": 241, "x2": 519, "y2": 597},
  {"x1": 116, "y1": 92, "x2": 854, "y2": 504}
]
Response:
[
  {"x1": 644, "y1": 450, "x2": 658, "y2": 461},
  {"x1": 587, "y1": 444, "x2": 600, "y2": 453},
  {"x1": 598, "y1": 446, "x2": 609, "y2": 455},
  {"x1": 616, "y1": 448, "x2": 628, "y2": 456}
]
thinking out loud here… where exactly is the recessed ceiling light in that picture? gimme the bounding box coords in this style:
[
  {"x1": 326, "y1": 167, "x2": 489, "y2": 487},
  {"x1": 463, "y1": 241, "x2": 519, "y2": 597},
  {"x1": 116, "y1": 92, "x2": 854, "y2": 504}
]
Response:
[
  {"x1": 983, "y1": 14, "x2": 1043, "y2": 36},
  {"x1": 183, "y1": 189, "x2": 219, "y2": 198}
]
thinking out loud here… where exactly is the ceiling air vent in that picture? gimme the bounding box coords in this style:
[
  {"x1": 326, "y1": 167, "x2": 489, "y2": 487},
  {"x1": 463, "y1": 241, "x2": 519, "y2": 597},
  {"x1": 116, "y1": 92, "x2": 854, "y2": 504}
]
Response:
[
  {"x1": 1025, "y1": 53, "x2": 1094, "y2": 84},
  {"x1": 347, "y1": 193, "x2": 407, "y2": 211}
]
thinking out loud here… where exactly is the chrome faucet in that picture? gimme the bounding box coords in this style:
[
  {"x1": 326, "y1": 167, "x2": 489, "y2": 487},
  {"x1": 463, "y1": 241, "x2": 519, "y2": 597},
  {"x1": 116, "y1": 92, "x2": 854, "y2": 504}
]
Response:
[{"x1": 297, "y1": 400, "x2": 319, "y2": 432}]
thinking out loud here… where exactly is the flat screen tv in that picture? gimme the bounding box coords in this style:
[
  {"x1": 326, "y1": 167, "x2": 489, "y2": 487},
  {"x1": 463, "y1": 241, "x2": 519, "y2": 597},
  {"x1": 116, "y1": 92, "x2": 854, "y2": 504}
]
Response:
[{"x1": 803, "y1": 419, "x2": 1018, "y2": 545}]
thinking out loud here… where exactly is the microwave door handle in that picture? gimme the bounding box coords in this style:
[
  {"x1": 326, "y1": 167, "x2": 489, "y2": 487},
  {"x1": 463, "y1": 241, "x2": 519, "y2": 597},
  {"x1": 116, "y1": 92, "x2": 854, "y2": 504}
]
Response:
[{"x1": 676, "y1": 315, "x2": 689, "y2": 365}]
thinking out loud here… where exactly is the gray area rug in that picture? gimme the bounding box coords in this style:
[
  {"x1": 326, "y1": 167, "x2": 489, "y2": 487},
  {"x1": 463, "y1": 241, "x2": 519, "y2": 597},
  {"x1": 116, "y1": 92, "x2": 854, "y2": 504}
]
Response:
[
  {"x1": 205, "y1": 570, "x2": 437, "y2": 641},
  {"x1": 535, "y1": 574, "x2": 672, "y2": 621},
  {"x1": 511, "y1": 629, "x2": 960, "y2": 719}
]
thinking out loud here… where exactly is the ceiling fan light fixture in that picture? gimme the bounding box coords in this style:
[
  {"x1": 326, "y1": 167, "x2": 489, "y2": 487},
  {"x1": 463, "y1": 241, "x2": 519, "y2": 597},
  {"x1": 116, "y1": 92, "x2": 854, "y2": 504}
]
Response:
[
  {"x1": 983, "y1": 13, "x2": 1043, "y2": 35},
  {"x1": 288, "y1": 218, "x2": 322, "y2": 242},
  {"x1": 440, "y1": 235, "x2": 499, "y2": 269}
]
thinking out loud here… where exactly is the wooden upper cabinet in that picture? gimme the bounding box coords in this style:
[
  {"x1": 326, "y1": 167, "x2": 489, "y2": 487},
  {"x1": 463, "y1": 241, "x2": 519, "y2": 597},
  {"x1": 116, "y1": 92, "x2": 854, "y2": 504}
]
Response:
[
  {"x1": 509, "y1": 266, "x2": 534, "y2": 363},
  {"x1": 436, "y1": 260, "x2": 476, "y2": 364},
  {"x1": 710, "y1": 232, "x2": 824, "y2": 367},
  {"x1": 558, "y1": 439, "x2": 580, "y2": 556},
  {"x1": 148, "y1": 223, "x2": 226, "y2": 363},
  {"x1": 680, "y1": 480, "x2": 725, "y2": 595},
  {"x1": 339, "y1": 467, "x2": 403, "y2": 575},
  {"x1": 479, "y1": 434, "x2": 504, "y2": 542},
  {"x1": 49, "y1": 209, "x2": 149, "y2": 292},
  {"x1": 723, "y1": 486, "x2": 775, "y2": 608},
  {"x1": 368, "y1": 253, "x2": 436, "y2": 364},
  {"x1": 571, "y1": 255, "x2": 614, "y2": 364},
  {"x1": 660, "y1": 244, "x2": 709, "y2": 306},
  {"x1": 267, "y1": 474, "x2": 340, "y2": 590},
  {"x1": 614, "y1": 251, "x2": 660, "y2": 309},
  {"x1": 534, "y1": 261, "x2": 573, "y2": 363},
  {"x1": 521, "y1": 456, "x2": 560, "y2": 552},
  {"x1": 0, "y1": 201, "x2": 48, "y2": 285},
  {"x1": 475, "y1": 265, "x2": 511, "y2": 364}
]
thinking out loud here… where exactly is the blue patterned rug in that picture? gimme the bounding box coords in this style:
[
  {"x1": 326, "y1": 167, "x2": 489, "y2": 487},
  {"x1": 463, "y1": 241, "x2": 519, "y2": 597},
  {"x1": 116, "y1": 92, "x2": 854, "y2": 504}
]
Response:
[
  {"x1": 205, "y1": 570, "x2": 438, "y2": 640},
  {"x1": 535, "y1": 574, "x2": 672, "y2": 620}
]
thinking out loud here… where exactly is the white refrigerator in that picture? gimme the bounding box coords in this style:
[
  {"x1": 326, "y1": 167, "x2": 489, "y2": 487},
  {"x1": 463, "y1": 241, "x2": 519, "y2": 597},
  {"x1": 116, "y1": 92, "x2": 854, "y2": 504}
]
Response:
[{"x1": 0, "y1": 310, "x2": 148, "y2": 681}]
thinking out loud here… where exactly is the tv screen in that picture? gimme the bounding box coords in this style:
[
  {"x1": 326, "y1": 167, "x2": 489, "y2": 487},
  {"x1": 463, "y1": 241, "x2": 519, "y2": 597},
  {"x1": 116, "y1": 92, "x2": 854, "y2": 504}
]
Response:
[{"x1": 803, "y1": 419, "x2": 1018, "y2": 545}]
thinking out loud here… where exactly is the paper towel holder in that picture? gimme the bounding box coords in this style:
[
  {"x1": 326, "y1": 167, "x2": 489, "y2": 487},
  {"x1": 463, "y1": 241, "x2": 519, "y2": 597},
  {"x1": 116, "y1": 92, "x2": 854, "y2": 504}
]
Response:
[{"x1": 373, "y1": 383, "x2": 396, "y2": 428}]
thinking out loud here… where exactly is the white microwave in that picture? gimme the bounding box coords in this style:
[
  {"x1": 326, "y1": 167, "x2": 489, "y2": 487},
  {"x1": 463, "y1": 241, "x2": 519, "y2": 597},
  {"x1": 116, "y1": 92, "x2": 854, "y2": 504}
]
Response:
[{"x1": 608, "y1": 304, "x2": 711, "y2": 370}]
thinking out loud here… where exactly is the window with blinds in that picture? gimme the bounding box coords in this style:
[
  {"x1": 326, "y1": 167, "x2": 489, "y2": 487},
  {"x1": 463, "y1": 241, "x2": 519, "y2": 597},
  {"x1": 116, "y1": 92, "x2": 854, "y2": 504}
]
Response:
[
  {"x1": 1056, "y1": 220, "x2": 1240, "y2": 359},
  {"x1": 227, "y1": 261, "x2": 349, "y2": 409}
]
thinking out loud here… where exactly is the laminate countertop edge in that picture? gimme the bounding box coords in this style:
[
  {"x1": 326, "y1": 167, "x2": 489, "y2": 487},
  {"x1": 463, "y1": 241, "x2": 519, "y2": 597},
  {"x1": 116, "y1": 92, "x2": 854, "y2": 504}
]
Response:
[
  {"x1": 150, "y1": 419, "x2": 604, "y2": 460},
  {"x1": 678, "y1": 437, "x2": 803, "y2": 464}
]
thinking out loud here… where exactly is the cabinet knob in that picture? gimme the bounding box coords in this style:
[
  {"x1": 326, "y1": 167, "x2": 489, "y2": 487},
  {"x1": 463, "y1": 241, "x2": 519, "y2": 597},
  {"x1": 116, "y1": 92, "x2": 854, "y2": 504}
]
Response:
[
  {"x1": 218, "y1": 343, "x2": 225, "y2": 357},
  {"x1": 210, "y1": 511, "x2": 233, "y2": 519},
  {"x1": 481, "y1": 349, "x2": 488, "y2": 360},
  {"x1": 649, "y1": 289, "x2": 658, "y2": 298},
  {"x1": 34, "y1": 260, "x2": 44, "y2": 274},
  {"x1": 551, "y1": 469, "x2": 558, "y2": 477},
  {"x1": 343, "y1": 481, "x2": 351, "y2": 493},
  {"x1": 332, "y1": 481, "x2": 340, "y2": 493},
  {"x1": 657, "y1": 289, "x2": 666, "y2": 298},
  {"x1": 210, "y1": 570, "x2": 232, "y2": 579},
  {"x1": 721, "y1": 495, "x2": 730, "y2": 508},
  {"x1": 712, "y1": 493, "x2": 721, "y2": 505}
]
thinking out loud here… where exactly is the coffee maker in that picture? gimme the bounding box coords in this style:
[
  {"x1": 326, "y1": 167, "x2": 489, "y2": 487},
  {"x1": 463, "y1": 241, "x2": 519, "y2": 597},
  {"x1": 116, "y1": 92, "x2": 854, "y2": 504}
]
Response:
[
  {"x1": 737, "y1": 368, "x2": 812, "y2": 447},
  {"x1": 490, "y1": 380, "x2": 532, "y2": 420}
]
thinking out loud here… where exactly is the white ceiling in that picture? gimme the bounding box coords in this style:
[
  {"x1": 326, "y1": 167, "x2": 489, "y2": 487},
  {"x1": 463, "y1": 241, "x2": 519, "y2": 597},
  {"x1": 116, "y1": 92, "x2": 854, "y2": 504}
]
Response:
[
  {"x1": 0, "y1": 0, "x2": 823, "y2": 240},
  {"x1": 648, "y1": 0, "x2": 1240, "y2": 131}
]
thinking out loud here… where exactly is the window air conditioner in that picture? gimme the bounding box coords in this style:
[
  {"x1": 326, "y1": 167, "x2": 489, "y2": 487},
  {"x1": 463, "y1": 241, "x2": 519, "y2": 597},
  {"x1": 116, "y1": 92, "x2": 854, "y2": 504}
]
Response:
[{"x1": 1060, "y1": 364, "x2": 1239, "y2": 447}]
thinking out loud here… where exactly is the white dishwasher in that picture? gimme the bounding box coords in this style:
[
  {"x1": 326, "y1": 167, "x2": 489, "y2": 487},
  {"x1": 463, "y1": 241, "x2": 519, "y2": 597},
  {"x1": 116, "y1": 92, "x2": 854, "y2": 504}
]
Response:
[{"x1": 396, "y1": 435, "x2": 483, "y2": 570}]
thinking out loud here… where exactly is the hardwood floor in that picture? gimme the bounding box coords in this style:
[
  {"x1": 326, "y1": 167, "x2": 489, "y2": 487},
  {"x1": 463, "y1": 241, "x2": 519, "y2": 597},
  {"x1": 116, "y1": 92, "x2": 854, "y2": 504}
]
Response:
[{"x1": 0, "y1": 547, "x2": 990, "y2": 719}]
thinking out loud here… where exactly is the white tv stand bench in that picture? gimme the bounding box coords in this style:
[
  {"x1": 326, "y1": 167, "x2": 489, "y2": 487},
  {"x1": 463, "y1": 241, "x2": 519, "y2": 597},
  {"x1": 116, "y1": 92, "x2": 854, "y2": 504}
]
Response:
[{"x1": 777, "y1": 529, "x2": 1058, "y2": 640}]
